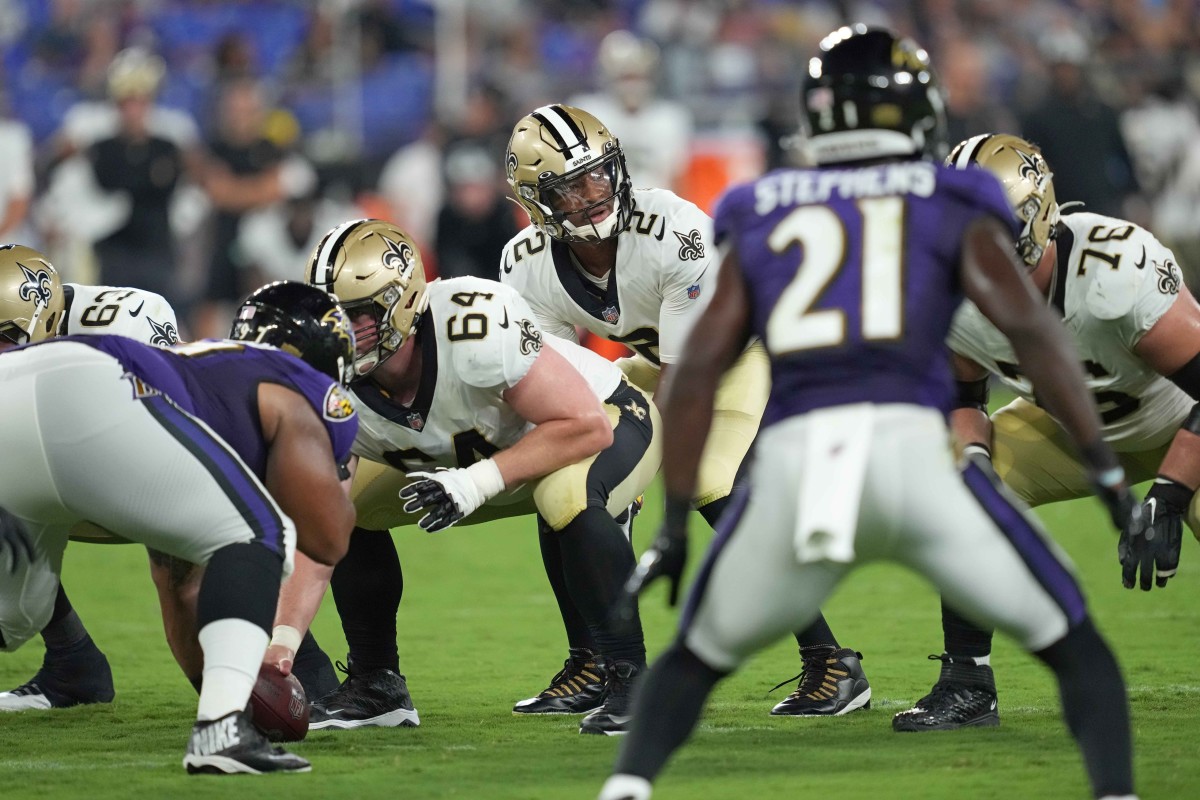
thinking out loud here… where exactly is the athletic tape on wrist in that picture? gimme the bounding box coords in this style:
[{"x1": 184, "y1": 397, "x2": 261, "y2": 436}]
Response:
[{"x1": 270, "y1": 624, "x2": 303, "y2": 653}]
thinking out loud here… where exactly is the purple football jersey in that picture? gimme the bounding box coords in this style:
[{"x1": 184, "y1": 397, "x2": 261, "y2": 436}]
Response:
[
  {"x1": 714, "y1": 161, "x2": 1016, "y2": 426},
  {"x1": 57, "y1": 336, "x2": 357, "y2": 477}
]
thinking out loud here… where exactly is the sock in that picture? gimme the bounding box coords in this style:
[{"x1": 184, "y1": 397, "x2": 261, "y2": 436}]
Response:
[
  {"x1": 40, "y1": 585, "x2": 96, "y2": 653},
  {"x1": 942, "y1": 599, "x2": 994, "y2": 660},
  {"x1": 613, "y1": 643, "x2": 726, "y2": 780},
  {"x1": 538, "y1": 516, "x2": 597, "y2": 652},
  {"x1": 793, "y1": 613, "x2": 840, "y2": 650},
  {"x1": 330, "y1": 528, "x2": 401, "y2": 673},
  {"x1": 696, "y1": 496, "x2": 729, "y2": 529},
  {"x1": 196, "y1": 618, "x2": 269, "y2": 721},
  {"x1": 598, "y1": 774, "x2": 652, "y2": 800},
  {"x1": 557, "y1": 507, "x2": 644, "y2": 664},
  {"x1": 292, "y1": 628, "x2": 338, "y2": 699},
  {"x1": 1034, "y1": 618, "x2": 1133, "y2": 798}
]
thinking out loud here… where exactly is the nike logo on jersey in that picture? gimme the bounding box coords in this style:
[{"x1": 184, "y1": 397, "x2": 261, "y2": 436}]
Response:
[
  {"x1": 654, "y1": 216, "x2": 666, "y2": 241},
  {"x1": 129, "y1": 300, "x2": 145, "y2": 317},
  {"x1": 1135, "y1": 247, "x2": 1146, "y2": 270},
  {"x1": 499, "y1": 308, "x2": 510, "y2": 328}
]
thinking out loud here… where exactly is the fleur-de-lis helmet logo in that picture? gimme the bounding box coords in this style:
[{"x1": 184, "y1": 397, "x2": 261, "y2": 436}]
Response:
[{"x1": 17, "y1": 263, "x2": 54, "y2": 308}]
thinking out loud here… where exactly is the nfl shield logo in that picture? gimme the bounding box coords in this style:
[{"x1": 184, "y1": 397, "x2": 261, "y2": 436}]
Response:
[
  {"x1": 407, "y1": 412, "x2": 425, "y2": 431},
  {"x1": 601, "y1": 305, "x2": 620, "y2": 324},
  {"x1": 687, "y1": 283, "x2": 701, "y2": 299}
]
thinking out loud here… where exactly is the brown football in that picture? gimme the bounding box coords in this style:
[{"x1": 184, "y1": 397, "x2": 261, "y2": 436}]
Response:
[{"x1": 249, "y1": 663, "x2": 310, "y2": 742}]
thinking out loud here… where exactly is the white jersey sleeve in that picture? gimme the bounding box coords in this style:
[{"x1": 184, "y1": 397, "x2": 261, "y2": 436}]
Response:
[
  {"x1": 654, "y1": 195, "x2": 717, "y2": 364},
  {"x1": 435, "y1": 278, "x2": 543, "y2": 390},
  {"x1": 63, "y1": 284, "x2": 181, "y2": 347}
]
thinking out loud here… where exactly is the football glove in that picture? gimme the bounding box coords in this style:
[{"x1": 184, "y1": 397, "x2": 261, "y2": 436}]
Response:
[
  {"x1": 623, "y1": 497, "x2": 690, "y2": 608},
  {"x1": 1118, "y1": 477, "x2": 1189, "y2": 591},
  {"x1": 0, "y1": 508, "x2": 33, "y2": 575},
  {"x1": 400, "y1": 460, "x2": 505, "y2": 533}
]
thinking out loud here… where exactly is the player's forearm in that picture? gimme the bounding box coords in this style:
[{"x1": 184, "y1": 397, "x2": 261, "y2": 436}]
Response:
[
  {"x1": 1155, "y1": 428, "x2": 1200, "y2": 490},
  {"x1": 493, "y1": 412, "x2": 613, "y2": 487},
  {"x1": 273, "y1": 551, "x2": 334, "y2": 634},
  {"x1": 659, "y1": 363, "x2": 719, "y2": 501},
  {"x1": 949, "y1": 407, "x2": 992, "y2": 455}
]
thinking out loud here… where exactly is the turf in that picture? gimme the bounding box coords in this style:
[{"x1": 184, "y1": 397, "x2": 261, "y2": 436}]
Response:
[{"x1": 0, "y1": 482, "x2": 1196, "y2": 799}]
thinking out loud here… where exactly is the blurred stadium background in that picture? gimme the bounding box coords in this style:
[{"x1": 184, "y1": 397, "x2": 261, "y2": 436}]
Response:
[{"x1": 0, "y1": 0, "x2": 1198, "y2": 345}]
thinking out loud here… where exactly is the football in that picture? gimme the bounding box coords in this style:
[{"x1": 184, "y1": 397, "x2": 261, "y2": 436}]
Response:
[{"x1": 249, "y1": 664, "x2": 309, "y2": 742}]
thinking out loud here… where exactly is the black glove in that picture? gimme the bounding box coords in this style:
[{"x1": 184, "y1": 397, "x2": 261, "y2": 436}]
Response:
[
  {"x1": 399, "y1": 476, "x2": 466, "y2": 532},
  {"x1": 0, "y1": 508, "x2": 34, "y2": 575},
  {"x1": 1118, "y1": 477, "x2": 1189, "y2": 591},
  {"x1": 622, "y1": 496, "x2": 690, "y2": 608}
]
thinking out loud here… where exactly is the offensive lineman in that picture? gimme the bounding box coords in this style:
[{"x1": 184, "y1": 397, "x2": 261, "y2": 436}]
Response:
[
  {"x1": 0, "y1": 244, "x2": 182, "y2": 712},
  {"x1": 890, "y1": 133, "x2": 1200, "y2": 732},
  {"x1": 501, "y1": 104, "x2": 869, "y2": 717},
  {"x1": 267, "y1": 219, "x2": 661, "y2": 735},
  {"x1": 601, "y1": 26, "x2": 1139, "y2": 800}
]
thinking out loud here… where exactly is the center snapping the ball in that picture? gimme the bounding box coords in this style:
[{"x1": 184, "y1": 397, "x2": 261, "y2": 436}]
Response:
[{"x1": 249, "y1": 664, "x2": 310, "y2": 742}]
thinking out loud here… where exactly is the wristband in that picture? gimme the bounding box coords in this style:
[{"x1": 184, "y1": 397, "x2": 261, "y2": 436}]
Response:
[
  {"x1": 1147, "y1": 476, "x2": 1194, "y2": 513},
  {"x1": 465, "y1": 458, "x2": 506, "y2": 501},
  {"x1": 270, "y1": 624, "x2": 303, "y2": 653},
  {"x1": 961, "y1": 443, "x2": 992, "y2": 460}
]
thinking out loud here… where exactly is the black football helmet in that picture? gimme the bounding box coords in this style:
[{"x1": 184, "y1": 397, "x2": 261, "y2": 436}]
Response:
[
  {"x1": 801, "y1": 25, "x2": 946, "y2": 165},
  {"x1": 230, "y1": 281, "x2": 356, "y2": 385}
]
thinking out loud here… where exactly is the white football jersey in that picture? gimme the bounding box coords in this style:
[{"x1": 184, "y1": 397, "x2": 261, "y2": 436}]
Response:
[
  {"x1": 351, "y1": 277, "x2": 622, "y2": 488},
  {"x1": 63, "y1": 283, "x2": 181, "y2": 347},
  {"x1": 948, "y1": 211, "x2": 1193, "y2": 450},
  {"x1": 500, "y1": 188, "x2": 716, "y2": 371}
]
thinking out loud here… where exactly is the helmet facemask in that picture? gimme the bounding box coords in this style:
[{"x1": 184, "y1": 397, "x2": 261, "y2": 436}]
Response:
[
  {"x1": 343, "y1": 281, "x2": 425, "y2": 378},
  {"x1": 539, "y1": 149, "x2": 631, "y2": 242}
]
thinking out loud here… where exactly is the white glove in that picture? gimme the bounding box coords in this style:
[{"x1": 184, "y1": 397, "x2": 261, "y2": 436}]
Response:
[{"x1": 399, "y1": 460, "x2": 505, "y2": 532}]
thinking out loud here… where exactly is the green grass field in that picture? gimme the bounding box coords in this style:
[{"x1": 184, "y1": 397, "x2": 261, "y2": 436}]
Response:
[{"x1": 1, "y1": 482, "x2": 1196, "y2": 799}]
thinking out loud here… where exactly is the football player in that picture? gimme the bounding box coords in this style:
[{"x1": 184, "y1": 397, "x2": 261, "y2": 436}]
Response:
[
  {"x1": 501, "y1": 104, "x2": 869, "y2": 716},
  {"x1": 266, "y1": 219, "x2": 661, "y2": 735},
  {"x1": 0, "y1": 281, "x2": 358, "y2": 773},
  {"x1": 600, "y1": 26, "x2": 1137, "y2": 800},
  {"x1": 890, "y1": 133, "x2": 1200, "y2": 732},
  {"x1": 0, "y1": 244, "x2": 183, "y2": 713}
]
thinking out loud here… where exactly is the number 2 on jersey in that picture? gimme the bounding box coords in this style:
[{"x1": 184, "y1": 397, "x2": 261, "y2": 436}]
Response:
[{"x1": 766, "y1": 197, "x2": 904, "y2": 354}]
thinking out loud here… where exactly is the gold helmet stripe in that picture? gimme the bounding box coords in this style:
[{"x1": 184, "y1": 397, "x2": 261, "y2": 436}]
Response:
[
  {"x1": 531, "y1": 105, "x2": 588, "y2": 159},
  {"x1": 951, "y1": 133, "x2": 991, "y2": 169},
  {"x1": 311, "y1": 218, "x2": 368, "y2": 291}
]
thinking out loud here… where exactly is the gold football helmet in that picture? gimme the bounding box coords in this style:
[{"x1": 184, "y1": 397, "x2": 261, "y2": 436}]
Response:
[
  {"x1": 0, "y1": 244, "x2": 66, "y2": 348},
  {"x1": 948, "y1": 133, "x2": 1059, "y2": 266},
  {"x1": 506, "y1": 104, "x2": 633, "y2": 242},
  {"x1": 304, "y1": 219, "x2": 428, "y2": 378}
]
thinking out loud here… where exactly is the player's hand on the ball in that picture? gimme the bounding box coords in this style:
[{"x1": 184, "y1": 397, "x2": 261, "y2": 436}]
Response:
[
  {"x1": 264, "y1": 644, "x2": 295, "y2": 676},
  {"x1": 0, "y1": 508, "x2": 34, "y2": 575}
]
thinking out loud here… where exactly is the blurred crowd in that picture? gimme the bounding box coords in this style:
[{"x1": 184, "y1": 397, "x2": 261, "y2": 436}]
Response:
[{"x1": 1, "y1": 0, "x2": 1198, "y2": 339}]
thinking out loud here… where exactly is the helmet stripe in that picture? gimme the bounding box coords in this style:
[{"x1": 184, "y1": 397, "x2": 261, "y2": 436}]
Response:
[
  {"x1": 952, "y1": 133, "x2": 991, "y2": 169},
  {"x1": 532, "y1": 105, "x2": 587, "y2": 159},
  {"x1": 311, "y1": 218, "x2": 367, "y2": 291}
]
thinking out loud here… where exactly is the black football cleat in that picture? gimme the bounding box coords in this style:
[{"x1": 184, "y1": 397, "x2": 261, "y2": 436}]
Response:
[
  {"x1": 580, "y1": 660, "x2": 641, "y2": 736},
  {"x1": 513, "y1": 647, "x2": 607, "y2": 715},
  {"x1": 892, "y1": 654, "x2": 1000, "y2": 732},
  {"x1": 183, "y1": 710, "x2": 311, "y2": 774},
  {"x1": 769, "y1": 646, "x2": 871, "y2": 717},
  {"x1": 0, "y1": 647, "x2": 115, "y2": 711},
  {"x1": 308, "y1": 659, "x2": 419, "y2": 730}
]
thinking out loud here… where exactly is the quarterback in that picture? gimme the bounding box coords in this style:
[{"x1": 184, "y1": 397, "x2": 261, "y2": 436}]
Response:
[
  {"x1": 0, "y1": 244, "x2": 182, "y2": 713},
  {"x1": 891, "y1": 134, "x2": 1200, "y2": 732},
  {"x1": 267, "y1": 219, "x2": 661, "y2": 736},
  {"x1": 501, "y1": 103, "x2": 868, "y2": 717}
]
